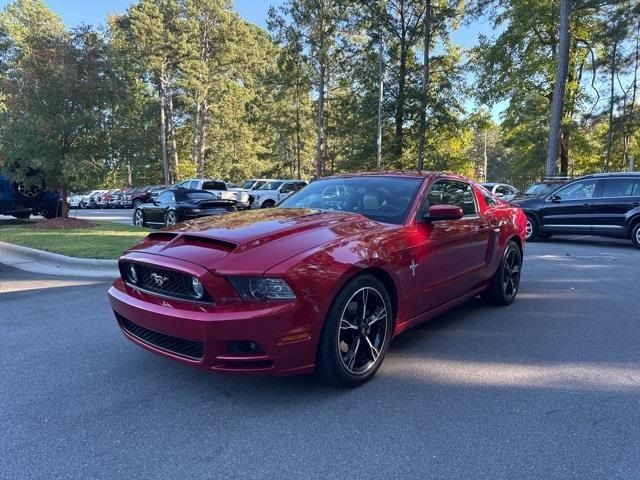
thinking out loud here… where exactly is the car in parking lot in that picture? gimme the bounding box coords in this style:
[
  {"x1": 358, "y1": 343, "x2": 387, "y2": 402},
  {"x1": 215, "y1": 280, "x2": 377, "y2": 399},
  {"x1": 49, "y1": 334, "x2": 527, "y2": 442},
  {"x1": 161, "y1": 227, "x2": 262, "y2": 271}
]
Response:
[
  {"x1": 0, "y1": 173, "x2": 60, "y2": 219},
  {"x1": 515, "y1": 179, "x2": 570, "y2": 199},
  {"x1": 511, "y1": 172, "x2": 640, "y2": 248},
  {"x1": 179, "y1": 179, "x2": 250, "y2": 210},
  {"x1": 251, "y1": 179, "x2": 307, "y2": 208},
  {"x1": 481, "y1": 182, "x2": 518, "y2": 201},
  {"x1": 109, "y1": 171, "x2": 526, "y2": 387},
  {"x1": 132, "y1": 189, "x2": 237, "y2": 228}
]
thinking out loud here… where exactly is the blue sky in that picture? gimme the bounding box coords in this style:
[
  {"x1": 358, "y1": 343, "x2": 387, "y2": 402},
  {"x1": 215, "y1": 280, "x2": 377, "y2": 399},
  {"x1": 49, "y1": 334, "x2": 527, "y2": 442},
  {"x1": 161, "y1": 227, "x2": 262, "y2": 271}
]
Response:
[
  {"x1": 0, "y1": 0, "x2": 285, "y2": 28},
  {"x1": 0, "y1": 0, "x2": 502, "y2": 117}
]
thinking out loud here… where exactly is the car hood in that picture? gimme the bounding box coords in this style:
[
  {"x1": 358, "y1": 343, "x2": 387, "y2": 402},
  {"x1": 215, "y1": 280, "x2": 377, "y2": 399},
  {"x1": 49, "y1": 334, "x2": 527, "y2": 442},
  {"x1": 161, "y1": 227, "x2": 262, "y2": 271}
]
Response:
[{"x1": 126, "y1": 208, "x2": 385, "y2": 274}]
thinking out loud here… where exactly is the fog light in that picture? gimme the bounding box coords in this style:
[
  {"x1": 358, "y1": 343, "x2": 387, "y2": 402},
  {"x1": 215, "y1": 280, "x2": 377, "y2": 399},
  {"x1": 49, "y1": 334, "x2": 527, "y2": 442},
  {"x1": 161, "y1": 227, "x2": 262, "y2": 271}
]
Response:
[
  {"x1": 191, "y1": 276, "x2": 204, "y2": 299},
  {"x1": 127, "y1": 264, "x2": 138, "y2": 284}
]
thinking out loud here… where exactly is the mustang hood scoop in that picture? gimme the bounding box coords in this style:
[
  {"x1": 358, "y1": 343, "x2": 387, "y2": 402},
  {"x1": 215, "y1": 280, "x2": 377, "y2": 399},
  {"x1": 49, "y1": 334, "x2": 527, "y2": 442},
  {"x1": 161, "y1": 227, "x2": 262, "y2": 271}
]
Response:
[{"x1": 127, "y1": 208, "x2": 383, "y2": 274}]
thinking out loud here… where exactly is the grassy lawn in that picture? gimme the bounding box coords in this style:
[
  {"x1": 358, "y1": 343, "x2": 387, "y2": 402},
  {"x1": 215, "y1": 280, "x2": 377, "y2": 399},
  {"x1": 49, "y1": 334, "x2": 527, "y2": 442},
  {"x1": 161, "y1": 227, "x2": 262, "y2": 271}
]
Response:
[{"x1": 0, "y1": 220, "x2": 148, "y2": 259}]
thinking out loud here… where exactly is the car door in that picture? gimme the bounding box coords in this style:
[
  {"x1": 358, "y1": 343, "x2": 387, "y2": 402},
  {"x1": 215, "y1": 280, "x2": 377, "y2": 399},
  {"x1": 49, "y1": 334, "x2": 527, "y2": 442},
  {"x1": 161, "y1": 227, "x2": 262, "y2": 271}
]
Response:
[
  {"x1": 591, "y1": 177, "x2": 640, "y2": 236},
  {"x1": 539, "y1": 179, "x2": 600, "y2": 234},
  {"x1": 147, "y1": 191, "x2": 174, "y2": 224},
  {"x1": 416, "y1": 179, "x2": 493, "y2": 312}
]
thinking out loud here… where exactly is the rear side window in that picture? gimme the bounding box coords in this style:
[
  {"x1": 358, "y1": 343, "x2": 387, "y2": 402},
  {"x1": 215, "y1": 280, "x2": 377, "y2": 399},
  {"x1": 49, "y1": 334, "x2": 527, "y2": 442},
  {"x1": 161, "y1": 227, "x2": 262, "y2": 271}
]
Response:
[
  {"x1": 602, "y1": 178, "x2": 637, "y2": 198},
  {"x1": 156, "y1": 192, "x2": 174, "y2": 203},
  {"x1": 633, "y1": 181, "x2": 640, "y2": 196},
  {"x1": 203, "y1": 181, "x2": 226, "y2": 190}
]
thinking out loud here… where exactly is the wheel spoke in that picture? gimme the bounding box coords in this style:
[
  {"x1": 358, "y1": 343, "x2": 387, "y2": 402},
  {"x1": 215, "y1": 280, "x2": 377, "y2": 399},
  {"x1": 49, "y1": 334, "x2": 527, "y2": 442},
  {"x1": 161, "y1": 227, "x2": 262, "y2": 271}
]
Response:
[
  {"x1": 361, "y1": 289, "x2": 369, "y2": 320},
  {"x1": 340, "y1": 318, "x2": 358, "y2": 330},
  {"x1": 365, "y1": 336, "x2": 380, "y2": 362},
  {"x1": 346, "y1": 337, "x2": 361, "y2": 370},
  {"x1": 368, "y1": 308, "x2": 386, "y2": 327}
]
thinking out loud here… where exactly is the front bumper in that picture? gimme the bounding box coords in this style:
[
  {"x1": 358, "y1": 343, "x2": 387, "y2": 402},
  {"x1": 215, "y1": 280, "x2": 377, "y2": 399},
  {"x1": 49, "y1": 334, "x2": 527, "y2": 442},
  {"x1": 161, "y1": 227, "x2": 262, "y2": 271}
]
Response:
[{"x1": 108, "y1": 278, "x2": 317, "y2": 376}]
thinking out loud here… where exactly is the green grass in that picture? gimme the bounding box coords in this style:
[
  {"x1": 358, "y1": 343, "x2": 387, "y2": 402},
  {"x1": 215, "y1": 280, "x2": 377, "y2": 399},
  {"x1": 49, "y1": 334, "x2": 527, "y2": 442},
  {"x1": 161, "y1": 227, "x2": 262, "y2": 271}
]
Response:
[{"x1": 0, "y1": 220, "x2": 148, "y2": 259}]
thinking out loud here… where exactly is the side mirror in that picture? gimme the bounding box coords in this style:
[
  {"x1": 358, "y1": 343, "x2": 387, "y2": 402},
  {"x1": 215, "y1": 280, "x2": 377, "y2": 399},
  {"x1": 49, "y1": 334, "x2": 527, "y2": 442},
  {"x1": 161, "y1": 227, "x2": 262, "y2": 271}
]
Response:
[
  {"x1": 550, "y1": 195, "x2": 562, "y2": 202},
  {"x1": 423, "y1": 204, "x2": 464, "y2": 222}
]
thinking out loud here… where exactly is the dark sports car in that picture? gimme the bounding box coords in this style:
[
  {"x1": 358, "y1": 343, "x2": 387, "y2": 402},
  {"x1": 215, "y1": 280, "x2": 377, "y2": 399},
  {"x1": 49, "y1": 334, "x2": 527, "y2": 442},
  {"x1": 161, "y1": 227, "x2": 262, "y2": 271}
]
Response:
[
  {"x1": 132, "y1": 189, "x2": 236, "y2": 228},
  {"x1": 110, "y1": 172, "x2": 527, "y2": 387}
]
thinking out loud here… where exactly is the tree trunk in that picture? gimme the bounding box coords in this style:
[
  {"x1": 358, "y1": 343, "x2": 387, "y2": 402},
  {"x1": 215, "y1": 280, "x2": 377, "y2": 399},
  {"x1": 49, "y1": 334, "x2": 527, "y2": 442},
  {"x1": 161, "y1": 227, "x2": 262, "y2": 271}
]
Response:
[
  {"x1": 167, "y1": 89, "x2": 179, "y2": 183},
  {"x1": 394, "y1": 39, "x2": 407, "y2": 162},
  {"x1": 376, "y1": 37, "x2": 384, "y2": 171},
  {"x1": 192, "y1": 100, "x2": 200, "y2": 165},
  {"x1": 196, "y1": 100, "x2": 208, "y2": 177},
  {"x1": 315, "y1": 58, "x2": 326, "y2": 178},
  {"x1": 545, "y1": 0, "x2": 571, "y2": 178},
  {"x1": 158, "y1": 74, "x2": 170, "y2": 185},
  {"x1": 560, "y1": 129, "x2": 570, "y2": 176},
  {"x1": 605, "y1": 39, "x2": 618, "y2": 173},
  {"x1": 417, "y1": 0, "x2": 431, "y2": 170},
  {"x1": 295, "y1": 81, "x2": 302, "y2": 179},
  {"x1": 60, "y1": 185, "x2": 69, "y2": 218}
]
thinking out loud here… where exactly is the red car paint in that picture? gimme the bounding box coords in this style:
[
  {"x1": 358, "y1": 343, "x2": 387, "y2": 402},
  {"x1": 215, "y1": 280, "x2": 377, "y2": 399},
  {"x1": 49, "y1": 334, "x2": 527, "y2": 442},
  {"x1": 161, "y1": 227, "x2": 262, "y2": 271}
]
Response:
[{"x1": 108, "y1": 172, "x2": 526, "y2": 375}]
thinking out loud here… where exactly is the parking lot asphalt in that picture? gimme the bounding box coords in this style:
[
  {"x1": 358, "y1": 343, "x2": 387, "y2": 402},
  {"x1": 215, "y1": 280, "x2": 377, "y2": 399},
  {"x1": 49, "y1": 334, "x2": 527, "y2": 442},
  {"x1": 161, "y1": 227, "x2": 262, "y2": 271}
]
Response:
[{"x1": 1, "y1": 238, "x2": 639, "y2": 480}]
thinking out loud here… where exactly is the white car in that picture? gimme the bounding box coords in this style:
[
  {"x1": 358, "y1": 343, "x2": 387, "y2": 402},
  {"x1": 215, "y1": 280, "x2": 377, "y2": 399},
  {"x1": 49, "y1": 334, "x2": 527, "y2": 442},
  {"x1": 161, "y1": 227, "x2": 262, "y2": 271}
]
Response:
[
  {"x1": 251, "y1": 180, "x2": 308, "y2": 209},
  {"x1": 178, "y1": 178, "x2": 250, "y2": 209},
  {"x1": 481, "y1": 183, "x2": 519, "y2": 202}
]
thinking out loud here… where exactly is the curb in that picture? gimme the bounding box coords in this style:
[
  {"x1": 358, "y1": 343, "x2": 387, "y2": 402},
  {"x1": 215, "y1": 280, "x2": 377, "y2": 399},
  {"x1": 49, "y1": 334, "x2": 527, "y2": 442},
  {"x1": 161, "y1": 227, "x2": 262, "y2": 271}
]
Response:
[{"x1": 0, "y1": 241, "x2": 119, "y2": 279}]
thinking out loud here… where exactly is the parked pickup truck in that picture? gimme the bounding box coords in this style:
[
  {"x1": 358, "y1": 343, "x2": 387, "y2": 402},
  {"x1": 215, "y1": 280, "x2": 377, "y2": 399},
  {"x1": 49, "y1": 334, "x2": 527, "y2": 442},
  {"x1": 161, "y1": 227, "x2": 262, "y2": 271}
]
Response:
[
  {"x1": 178, "y1": 178, "x2": 250, "y2": 209},
  {"x1": 0, "y1": 174, "x2": 60, "y2": 219},
  {"x1": 251, "y1": 180, "x2": 308, "y2": 209}
]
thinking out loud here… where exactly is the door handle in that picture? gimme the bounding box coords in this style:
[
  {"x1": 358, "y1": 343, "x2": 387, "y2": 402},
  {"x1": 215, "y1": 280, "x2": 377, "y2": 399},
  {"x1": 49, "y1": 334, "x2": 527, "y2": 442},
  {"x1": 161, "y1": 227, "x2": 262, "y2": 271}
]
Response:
[{"x1": 632, "y1": 202, "x2": 640, "y2": 207}]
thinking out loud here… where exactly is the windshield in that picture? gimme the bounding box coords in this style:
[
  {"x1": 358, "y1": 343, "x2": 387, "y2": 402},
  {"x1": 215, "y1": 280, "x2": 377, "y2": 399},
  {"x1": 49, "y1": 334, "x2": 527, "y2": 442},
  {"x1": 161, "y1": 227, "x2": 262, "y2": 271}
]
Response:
[
  {"x1": 259, "y1": 181, "x2": 283, "y2": 190},
  {"x1": 524, "y1": 182, "x2": 564, "y2": 196},
  {"x1": 241, "y1": 180, "x2": 256, "y2": 189},
  {"x1": 279, "y1": 176, "x2": 423, "y2": 225}
]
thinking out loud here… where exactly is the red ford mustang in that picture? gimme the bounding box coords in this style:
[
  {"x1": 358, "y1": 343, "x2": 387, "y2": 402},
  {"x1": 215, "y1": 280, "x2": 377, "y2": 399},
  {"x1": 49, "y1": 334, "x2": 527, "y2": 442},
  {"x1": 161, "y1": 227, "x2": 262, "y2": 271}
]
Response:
[{"x1": 108, "y1": 172, "x2": 527, "y2": 387}]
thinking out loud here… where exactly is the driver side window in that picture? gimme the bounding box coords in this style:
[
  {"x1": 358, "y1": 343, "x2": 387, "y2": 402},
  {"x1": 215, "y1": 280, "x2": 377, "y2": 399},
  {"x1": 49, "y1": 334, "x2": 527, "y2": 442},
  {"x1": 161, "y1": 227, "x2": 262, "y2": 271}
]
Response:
[
  {"x1": 156, "y1": 192, "x2": 174, "y2": 204},
  {"x1": 425, "y1": 180, "x2": 477, "y2": 216},
  {"x1": 554, "y1": 180, "x2": 598, "y2": 200}
]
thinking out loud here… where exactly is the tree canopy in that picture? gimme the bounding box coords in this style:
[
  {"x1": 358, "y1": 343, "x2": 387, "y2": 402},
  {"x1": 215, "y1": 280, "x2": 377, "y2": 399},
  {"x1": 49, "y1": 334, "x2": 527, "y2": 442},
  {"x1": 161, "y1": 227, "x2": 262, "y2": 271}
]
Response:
[{"x1": 0, "y1": 0, "x2": 638, "y2": 203}]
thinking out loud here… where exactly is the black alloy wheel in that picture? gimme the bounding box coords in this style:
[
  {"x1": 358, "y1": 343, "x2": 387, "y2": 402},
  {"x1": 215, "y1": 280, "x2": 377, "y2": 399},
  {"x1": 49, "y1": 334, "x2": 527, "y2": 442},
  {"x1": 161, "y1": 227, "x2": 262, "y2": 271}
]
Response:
[
  {"x1": 482, "y1": 241, "x2": 522, "y2": 306},
  {"x1": 316, "y1": 274, "x2": 392, "y2": 387}
]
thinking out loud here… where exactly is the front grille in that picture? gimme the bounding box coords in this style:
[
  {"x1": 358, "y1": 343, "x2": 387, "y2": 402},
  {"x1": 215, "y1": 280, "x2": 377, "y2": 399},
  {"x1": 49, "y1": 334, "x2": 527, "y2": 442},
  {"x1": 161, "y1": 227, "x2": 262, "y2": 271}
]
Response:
[
  {"x1": 119, "y1": 316, "x2": 204, "y2": 360},
  {"x1": 122, "y1": 263, "x2": 212, "y2": 303}
]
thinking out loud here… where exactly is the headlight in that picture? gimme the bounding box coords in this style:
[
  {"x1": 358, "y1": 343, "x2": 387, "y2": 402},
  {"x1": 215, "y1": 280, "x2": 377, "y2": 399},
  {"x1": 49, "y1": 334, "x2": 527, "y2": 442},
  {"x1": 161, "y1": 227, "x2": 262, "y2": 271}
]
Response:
[
  {"x1": 228, "y1": 277, "x2": 296, "y2": 301},
  {"x1": 190, "y1": 276, "x2": 204, "y2": 299},
  {"x1": 126, "y1": 263, "x2": 138, "y2": 284}
]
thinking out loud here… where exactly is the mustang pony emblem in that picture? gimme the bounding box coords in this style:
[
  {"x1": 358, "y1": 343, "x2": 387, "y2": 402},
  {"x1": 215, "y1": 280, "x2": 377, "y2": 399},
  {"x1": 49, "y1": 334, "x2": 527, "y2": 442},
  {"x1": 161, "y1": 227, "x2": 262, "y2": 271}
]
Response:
[
  {"x1": 150, "y1": 273, "x2": 169, "y2": 288},
  {"x1": 409, "y1": 259, "x2": 418, "y2": 277}
]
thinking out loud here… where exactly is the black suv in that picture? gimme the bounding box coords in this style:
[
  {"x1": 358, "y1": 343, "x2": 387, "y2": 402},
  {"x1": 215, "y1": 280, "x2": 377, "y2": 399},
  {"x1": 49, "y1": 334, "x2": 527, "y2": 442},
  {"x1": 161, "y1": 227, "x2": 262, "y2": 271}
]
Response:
[{"x1": 511, "y1": 173, "x2": 640, "y2": 249}]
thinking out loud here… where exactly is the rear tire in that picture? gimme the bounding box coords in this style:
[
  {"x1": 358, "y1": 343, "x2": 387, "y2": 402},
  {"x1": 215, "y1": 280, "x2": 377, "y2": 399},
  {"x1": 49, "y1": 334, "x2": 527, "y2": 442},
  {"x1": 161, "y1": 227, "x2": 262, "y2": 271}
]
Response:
[
  {"x1": 482, "y1": 241, "x2": 522, "y2": 306},
  {"x1": 165, "y1": 211, "x2": 178, "y2": 227},
  {"x1": 631, "y1": 222, "x2": 640, "y2": 249},
  {"x1": 316, "y1": 274, "x2": 393, "y2": 388}
]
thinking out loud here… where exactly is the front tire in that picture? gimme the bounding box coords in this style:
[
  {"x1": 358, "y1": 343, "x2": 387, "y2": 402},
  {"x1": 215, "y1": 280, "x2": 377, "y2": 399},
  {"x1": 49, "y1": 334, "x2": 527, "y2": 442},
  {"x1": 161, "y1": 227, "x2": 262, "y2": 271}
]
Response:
[
  {"x1": 133, "y1": 209, "x2": 146, "y2": 227},
  {"x1": 482, "y1": 241, "x2": 523, "y2": 306},
  {"x1": 261, "y1": 200, "x2": 275, "y2": 208},
  {"x1": 316, "y1": 274, "x2": 393, "y2": 387},
  {"x1": 631, "y1": 222, "x2": 640, "y2": 249}
]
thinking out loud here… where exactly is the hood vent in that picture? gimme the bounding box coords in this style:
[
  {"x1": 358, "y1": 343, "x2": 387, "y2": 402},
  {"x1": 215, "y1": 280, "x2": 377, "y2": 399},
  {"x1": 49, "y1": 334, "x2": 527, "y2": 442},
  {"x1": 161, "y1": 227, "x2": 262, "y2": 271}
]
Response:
[{"x1": 176, "y1": 234, "x2": 237, "y2": 252}]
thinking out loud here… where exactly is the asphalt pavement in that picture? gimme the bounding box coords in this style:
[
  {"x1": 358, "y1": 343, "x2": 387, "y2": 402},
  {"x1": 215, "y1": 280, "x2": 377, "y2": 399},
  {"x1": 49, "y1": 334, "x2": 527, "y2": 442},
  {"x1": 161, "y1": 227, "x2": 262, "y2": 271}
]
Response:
[{"x1": 1, "y1": 238, "x2": 639, "y2": 479}]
